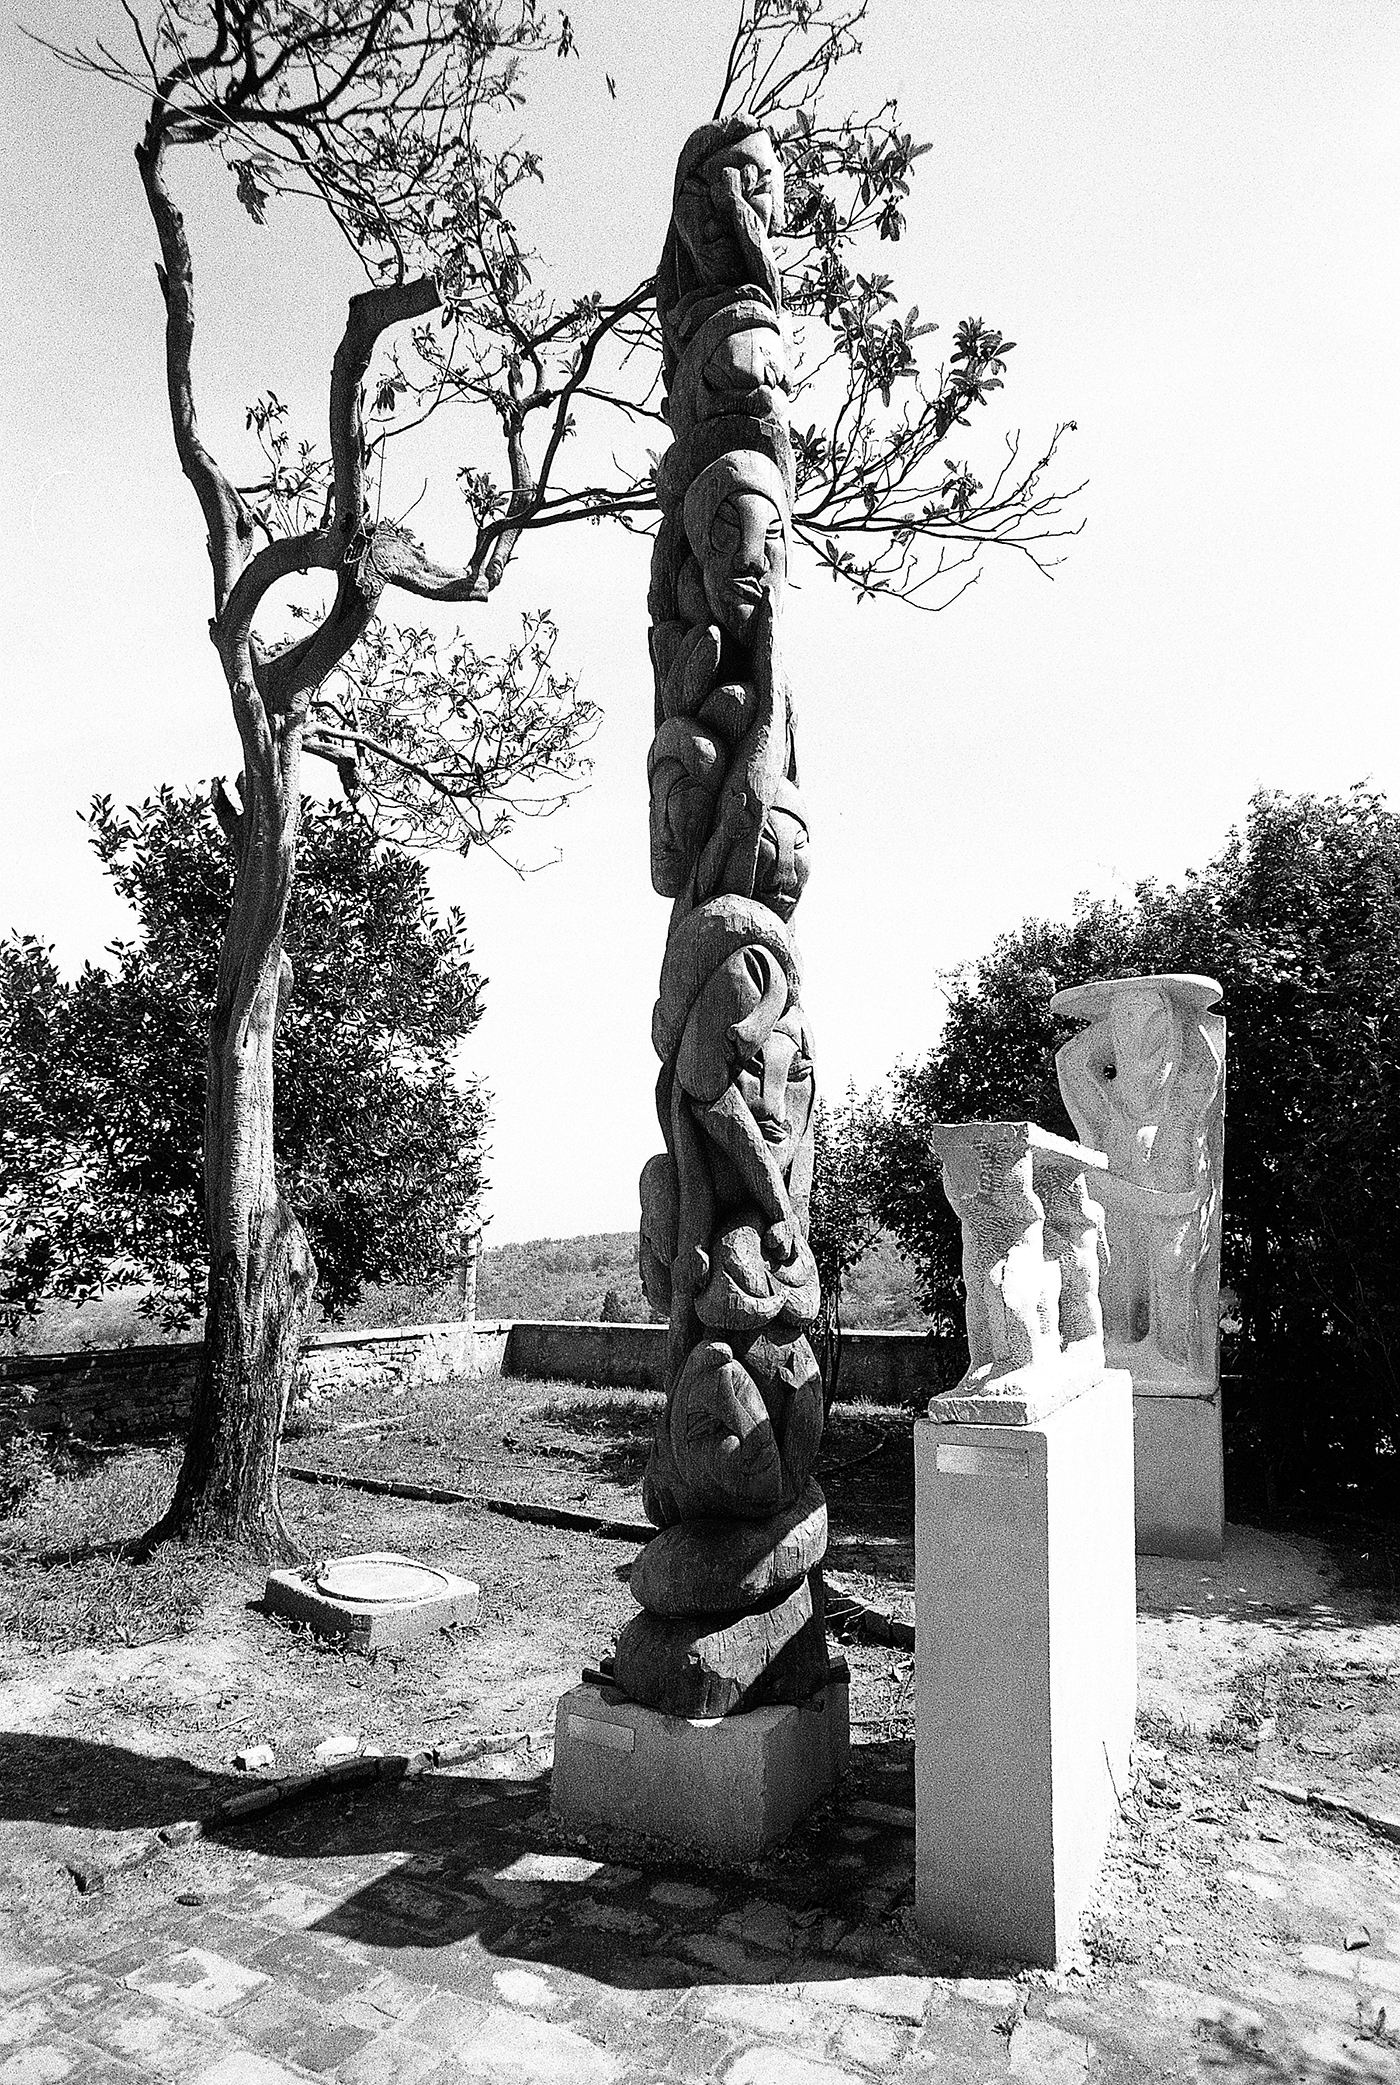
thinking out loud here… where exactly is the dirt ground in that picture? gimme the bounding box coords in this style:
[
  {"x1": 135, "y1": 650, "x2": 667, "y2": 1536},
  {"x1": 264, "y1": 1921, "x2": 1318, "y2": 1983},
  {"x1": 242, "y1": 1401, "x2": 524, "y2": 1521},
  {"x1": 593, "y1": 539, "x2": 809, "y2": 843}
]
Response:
[{"x1": 0, "y1": 1374, "x2": 1397, "y2": 2078}]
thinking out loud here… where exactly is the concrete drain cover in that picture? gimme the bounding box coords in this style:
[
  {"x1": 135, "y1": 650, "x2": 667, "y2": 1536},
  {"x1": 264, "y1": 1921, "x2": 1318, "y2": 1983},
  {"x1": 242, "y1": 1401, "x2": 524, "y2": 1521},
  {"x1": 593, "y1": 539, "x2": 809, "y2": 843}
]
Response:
[
  {"x1": 265, "y1": 1549, "x2": 481, "y2": 1649},
  {"x1": 315, "y1": 1554, "x2": 452, "y2": 1605}
]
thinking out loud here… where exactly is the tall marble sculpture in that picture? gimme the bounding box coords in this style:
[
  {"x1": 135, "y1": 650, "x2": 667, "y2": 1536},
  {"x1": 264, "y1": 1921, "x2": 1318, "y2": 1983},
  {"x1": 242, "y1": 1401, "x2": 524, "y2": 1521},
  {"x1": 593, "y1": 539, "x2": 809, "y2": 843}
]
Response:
[
  {"x1": 618, "y1": 116, "x2": 831, "y2": 1720},
  {"x1": 1051, "y1": 974, "x2": 1228, "y2": 1556}
]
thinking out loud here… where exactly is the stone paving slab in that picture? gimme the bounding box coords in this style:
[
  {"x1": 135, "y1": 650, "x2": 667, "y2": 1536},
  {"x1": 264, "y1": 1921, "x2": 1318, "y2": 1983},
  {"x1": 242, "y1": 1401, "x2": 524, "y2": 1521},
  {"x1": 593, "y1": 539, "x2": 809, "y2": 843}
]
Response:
[{"x1": 1, "y1": 1754, "x2": 1397, "y2": 2083}]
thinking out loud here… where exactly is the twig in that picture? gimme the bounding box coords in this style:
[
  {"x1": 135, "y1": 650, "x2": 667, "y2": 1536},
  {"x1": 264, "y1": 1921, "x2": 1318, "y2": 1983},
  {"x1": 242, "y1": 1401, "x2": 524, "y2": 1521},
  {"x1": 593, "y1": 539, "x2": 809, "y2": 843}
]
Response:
[
  {"x1": 825, "y1": 1592, "x2": 915, "y2": 1651},
  {"x1": 816, "y1": 1433, "x2": 890, "y2": 1480},
  {"x1": 1256, "y1": 1776, "x2": 1400, "y2": 1844},
  {"x1": 65, "y1": 1724, "x2": 552, "y2": 1891},
  {"x1": 281, "y1": 1462, "x2": 654, "y2": 1542}
]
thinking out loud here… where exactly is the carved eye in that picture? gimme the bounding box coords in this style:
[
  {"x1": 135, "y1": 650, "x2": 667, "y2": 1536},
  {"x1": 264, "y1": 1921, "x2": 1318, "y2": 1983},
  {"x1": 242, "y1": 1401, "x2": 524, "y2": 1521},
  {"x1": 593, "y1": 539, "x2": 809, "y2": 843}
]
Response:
[{"x1": 788, "y1": 1055, "x2": 812, "y2": 1081}]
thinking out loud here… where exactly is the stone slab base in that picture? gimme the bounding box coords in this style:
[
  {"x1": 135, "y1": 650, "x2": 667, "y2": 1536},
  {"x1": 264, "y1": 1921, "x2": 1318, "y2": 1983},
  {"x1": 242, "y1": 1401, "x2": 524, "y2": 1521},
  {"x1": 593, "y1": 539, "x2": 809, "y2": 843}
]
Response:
[
  {"x1": 1132, "y1": 1387, "x2": 1225, "y2": 1560},
  {"x1": 550, "y1": 1675, "x2": 849, "y2": 1863},
  {"x1": 264, "y1": 1551, "x2": 481, "y2": 1650},
  {"x1": 914, "y1": 1370, "x2": 1136, "y2": 1968}
]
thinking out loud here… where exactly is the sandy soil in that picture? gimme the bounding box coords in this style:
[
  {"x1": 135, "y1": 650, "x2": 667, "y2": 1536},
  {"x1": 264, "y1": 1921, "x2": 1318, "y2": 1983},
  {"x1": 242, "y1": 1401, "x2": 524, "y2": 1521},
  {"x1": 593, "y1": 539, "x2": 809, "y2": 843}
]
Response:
[{"x1": 0, "y1": 1385, "x2": 1396, "y2": 2077}]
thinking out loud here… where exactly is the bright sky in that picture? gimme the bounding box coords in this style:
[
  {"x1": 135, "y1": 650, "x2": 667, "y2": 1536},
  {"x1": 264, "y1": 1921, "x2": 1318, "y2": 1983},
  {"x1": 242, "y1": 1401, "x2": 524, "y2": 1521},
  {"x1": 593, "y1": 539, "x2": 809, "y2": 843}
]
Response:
[{"x1": 4, "y1": 2, "x2": 1398, "y2": 1245}]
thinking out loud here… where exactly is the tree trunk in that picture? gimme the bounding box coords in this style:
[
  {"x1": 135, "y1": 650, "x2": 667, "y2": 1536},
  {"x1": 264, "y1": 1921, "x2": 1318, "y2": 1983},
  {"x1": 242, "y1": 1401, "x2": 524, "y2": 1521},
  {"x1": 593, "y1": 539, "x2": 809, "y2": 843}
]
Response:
[
  {"x1": 148, "y1": 716, "x2": 316, "y2": 1561},
  {"x1": 819, "y1": 1279, "x2": 844, "y2": 1418}
]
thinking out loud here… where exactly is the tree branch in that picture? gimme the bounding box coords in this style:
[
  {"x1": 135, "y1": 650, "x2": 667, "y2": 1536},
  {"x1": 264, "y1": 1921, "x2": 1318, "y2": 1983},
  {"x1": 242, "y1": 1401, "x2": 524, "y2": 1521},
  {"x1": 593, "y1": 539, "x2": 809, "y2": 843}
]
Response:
[{"x1": 134, "y1": 117, "x2": 251, "y2": 616}]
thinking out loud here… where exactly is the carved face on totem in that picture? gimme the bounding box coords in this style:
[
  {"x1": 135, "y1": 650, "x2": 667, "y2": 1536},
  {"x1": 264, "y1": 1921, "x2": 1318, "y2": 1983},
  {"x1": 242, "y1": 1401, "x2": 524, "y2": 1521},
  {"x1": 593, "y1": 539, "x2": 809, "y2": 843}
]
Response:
[
  {"x1": 754, "y1": 781, "x2": 809, "y2": 922},
  {"x1": 702, "y1": 490, "x2": 786, "y2": 641},
  {"x1": 673, "y1": 131, "x2": 784, "y2": 288},
  {"x1": 701, "y1": 326, "x2": 787, "y2": 415},
  {"x1": 734, "y1": 1003, "x2": 813, "y2": 1177}
]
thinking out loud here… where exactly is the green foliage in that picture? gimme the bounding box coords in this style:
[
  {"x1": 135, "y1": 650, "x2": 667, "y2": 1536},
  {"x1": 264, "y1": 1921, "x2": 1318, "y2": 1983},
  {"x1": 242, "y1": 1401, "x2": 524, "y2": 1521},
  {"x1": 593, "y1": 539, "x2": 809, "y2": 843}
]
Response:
[
  {"x1": 0, "y1": 1434, "x2": 60, "y2": 1521},
  {"x1": 808, "y1": 1090, "x2": 884, "y2": 1297},
  {"x1": 807, "y1": 1087, "x2": 888, "y2": 1395},
  {"x1": 314, "y1": 1228, "x2": 928, "y2": 1338},
  {"x1": 867, "y1": 786, "x2": 1400, "y2": 1509},
  {"x1": 477, "y1": 1234, "x2": 652, "y2": 1327},
  {"x1": 0, "y1": 789, "x2": 489, "y2": 1331}
]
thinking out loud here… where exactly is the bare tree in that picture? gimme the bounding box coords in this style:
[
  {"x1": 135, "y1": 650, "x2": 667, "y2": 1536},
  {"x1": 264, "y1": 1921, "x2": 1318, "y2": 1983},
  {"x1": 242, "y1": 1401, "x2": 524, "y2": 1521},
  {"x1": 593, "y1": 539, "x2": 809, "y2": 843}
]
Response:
[{"x1": 43, "y1": 0, "x2": 1081, "y2": 1558}]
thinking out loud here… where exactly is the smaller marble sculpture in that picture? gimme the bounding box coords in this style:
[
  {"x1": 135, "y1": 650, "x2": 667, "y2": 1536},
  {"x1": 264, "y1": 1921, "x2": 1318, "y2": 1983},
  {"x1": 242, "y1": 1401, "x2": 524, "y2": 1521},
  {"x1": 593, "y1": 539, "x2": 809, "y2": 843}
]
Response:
[
  {"x1": 1052, "y1": 975, "x2": 1226, "y2": 1388},
  {"x1": 930, "y1": 1121, "x2": 1112, "y2": 1422}
]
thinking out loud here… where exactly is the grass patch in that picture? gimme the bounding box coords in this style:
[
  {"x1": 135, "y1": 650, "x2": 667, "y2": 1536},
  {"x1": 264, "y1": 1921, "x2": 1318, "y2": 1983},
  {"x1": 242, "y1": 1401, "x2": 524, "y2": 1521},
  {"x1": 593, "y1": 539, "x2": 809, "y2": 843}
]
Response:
[
  {"x1": 0, "y1": 1448, "x2": 220, "y2": 1654},
  {"x1": 521, "y1": 1388, "x2": 665, "y2": 1434},
  {"x1": 0, "y1": 1434, "x2": 62, "y2": 1519},
  {"x1": 1137, "y1": 1707, "x2": 1205, "y2": 1753},
  {"x1": 1352, "y1": 1730, "x2": 1400, "y2": 1774},
  {"x1": 1225, "y1": 1650, "x2": 1322, "y2": 1739}
]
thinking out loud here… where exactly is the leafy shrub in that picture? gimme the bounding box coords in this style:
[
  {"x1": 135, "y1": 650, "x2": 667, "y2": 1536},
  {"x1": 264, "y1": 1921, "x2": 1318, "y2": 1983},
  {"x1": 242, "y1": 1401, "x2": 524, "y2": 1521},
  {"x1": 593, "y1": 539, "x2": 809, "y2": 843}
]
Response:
[{"x1": 0, "y1": 1433, "x2": 58, "y2": 1520}]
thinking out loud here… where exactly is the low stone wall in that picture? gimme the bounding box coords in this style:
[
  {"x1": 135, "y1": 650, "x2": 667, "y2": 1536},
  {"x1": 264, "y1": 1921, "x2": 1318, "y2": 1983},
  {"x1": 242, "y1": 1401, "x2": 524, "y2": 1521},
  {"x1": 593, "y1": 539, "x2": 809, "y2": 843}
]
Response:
[
  {"x1": 504, "y1": 1320, "x2": 667, "y2": 1391},
  {"x1": 0, "y1": 1318, "x2": 937, "y2": 1446},
  {"x1": 0, "y1": 1322, "x2": 511, "y2": 1447},
  {"x1": 0, "y1": 1342, "x2": 200, "y2": 1446},
  {"x1": 502, "y1": 1320, "x2": 939, "y2": 1405},
  {"x1": 299, "y1": 1322, "x2": 512, "y2": 1404}
]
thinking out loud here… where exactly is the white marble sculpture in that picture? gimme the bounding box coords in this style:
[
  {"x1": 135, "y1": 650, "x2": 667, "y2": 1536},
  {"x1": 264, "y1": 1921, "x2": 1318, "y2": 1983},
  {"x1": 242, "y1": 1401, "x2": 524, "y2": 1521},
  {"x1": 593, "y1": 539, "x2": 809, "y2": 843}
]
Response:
[
  {"x1": 1051, "y1": 975, "x2": 1226, "y2": 1390},
  {"x1": 930, "y1": 1121, "x2": 1112, "y2": 1423}
]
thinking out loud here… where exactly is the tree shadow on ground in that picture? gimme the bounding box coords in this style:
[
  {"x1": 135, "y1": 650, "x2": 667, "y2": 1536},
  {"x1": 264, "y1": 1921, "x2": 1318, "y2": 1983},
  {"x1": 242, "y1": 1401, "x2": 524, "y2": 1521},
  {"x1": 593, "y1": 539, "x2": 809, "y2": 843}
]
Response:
[
  {"x1": 1, "y1": 1730, "x2": 923, "y2": 1993},
  {"x1": 1192, "y1": 2019, "x2": 1397, "y2": 2085},
  {"x1": 11, "y1": 1735, "x2": 1393, "y2": 2080},
  {"x1": 288, "y1": 1736, "x2": 925, "y2": 1993},
  {"x1": 0, "y1": 1732, "x2": 240, "y2": 1832},
  {"x1": 514, "y1": 1393, "x2": 660, "y2": 1492},
  {"x1": 1135, "y1": 1524, "x2": 1398, "y2": 1635}
]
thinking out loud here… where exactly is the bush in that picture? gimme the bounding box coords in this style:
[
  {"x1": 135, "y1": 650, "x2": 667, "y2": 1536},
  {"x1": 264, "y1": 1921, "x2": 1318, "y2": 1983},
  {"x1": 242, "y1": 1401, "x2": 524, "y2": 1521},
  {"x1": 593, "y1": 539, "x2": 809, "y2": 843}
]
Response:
[{"x1": 0, "y1": 1433, "x2": 60, "y2": 1520}]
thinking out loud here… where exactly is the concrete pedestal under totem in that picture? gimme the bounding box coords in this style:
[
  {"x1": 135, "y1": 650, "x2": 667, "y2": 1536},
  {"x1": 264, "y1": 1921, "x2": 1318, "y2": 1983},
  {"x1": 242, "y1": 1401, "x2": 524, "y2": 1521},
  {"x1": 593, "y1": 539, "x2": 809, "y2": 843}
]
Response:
[
  {"x1": 550, "y1": 1674, "x2": 849, "y2": 1863},
  {"x1": 914, "y1": 1371, "x2": 1136, "y2": 1968}
]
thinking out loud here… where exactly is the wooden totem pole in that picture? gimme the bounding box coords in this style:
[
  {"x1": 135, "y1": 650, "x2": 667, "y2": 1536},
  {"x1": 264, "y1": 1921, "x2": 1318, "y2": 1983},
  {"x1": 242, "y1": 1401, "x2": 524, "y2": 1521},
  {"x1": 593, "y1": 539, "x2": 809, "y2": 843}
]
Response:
[{"x1": 621, "y1": 118, "x2": 831, "y2": 1718}]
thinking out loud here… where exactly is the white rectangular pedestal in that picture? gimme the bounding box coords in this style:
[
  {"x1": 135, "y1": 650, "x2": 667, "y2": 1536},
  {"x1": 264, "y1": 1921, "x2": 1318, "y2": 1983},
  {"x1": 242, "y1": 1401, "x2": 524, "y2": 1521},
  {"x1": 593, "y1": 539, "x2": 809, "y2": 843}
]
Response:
[
  {"x1": 914, "y1": 1370, "x2": 1136, "y2": 1968},
  {"x1": 550, "y1": 1676, "x2": 849, "y2": 1863},
  {"x1": 1133, "y1": 1386, "x2": 1225, "y2": 1559}
]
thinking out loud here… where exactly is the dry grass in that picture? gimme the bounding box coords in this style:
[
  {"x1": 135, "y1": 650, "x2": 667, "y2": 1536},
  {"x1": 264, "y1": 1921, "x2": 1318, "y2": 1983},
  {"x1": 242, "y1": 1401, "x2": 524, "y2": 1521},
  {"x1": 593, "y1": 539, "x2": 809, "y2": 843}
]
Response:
[{"x1": 0, "y1": 1447, "x2": 218, "y2": 1655}]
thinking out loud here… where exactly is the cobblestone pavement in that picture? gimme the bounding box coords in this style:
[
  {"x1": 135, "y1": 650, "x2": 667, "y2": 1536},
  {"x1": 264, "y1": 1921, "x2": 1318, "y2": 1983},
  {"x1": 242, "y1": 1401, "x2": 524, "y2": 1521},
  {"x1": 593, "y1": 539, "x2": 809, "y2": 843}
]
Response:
[{"x1": 2, "y1": 1743, "x2": 1398, "y2": 2085}]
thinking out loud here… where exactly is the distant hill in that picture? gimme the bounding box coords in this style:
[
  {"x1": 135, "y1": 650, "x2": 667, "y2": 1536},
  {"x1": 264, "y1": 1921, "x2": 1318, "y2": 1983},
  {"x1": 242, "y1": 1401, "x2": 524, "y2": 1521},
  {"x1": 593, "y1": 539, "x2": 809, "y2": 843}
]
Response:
[
  {"x1": 337, "y1": 1228, "x2": 931, "y2": 1331},
  {"x1": 3, "y1": 1229, "x2": 931, "y2": 1352}
]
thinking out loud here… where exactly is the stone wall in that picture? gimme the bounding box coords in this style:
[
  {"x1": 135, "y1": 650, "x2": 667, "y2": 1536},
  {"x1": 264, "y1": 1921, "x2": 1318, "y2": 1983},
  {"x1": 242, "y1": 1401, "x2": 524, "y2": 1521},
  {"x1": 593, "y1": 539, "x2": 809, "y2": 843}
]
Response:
[
  {"x1": 298, "y1": 1322, "x2": 513, "y2": 1405},
  {"x1": 0, "y1": 1323, "x2": 509, "y2": 1447},
  {"x1": 505, "y1": 1320, "x2": 667, "y2": 1391},
  {"x1": 505, "y1": 1321, "x2": 941, "y2": 1405},
  {"x1": 0, "y1": 1319, "x2": 936, "y2": 1447},
  {"x1": 0, "y1": 1342, "x2": 201, "y2": 1446}
]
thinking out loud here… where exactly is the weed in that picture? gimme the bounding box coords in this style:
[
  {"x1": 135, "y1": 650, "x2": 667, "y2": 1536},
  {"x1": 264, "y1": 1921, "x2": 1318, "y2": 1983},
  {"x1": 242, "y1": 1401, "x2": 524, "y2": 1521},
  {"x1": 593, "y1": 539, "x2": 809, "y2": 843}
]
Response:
[
  {"x1": 1081, "y1": 1912, "x2": 1141, "y2": 1967},
  {"x1": 0, "y1": 1433, "x2": 61, "y2": 1520},
  {"x1": 1226, "y1": 1651, "x2": 1318, "y2": 1737},
  {"x1": 1137, "y1": 1708, "x2": 1203, "y2": 1753},
  {"x1": 1353, "y1": 1732, "x2": 1400, "y2": 1774}
]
